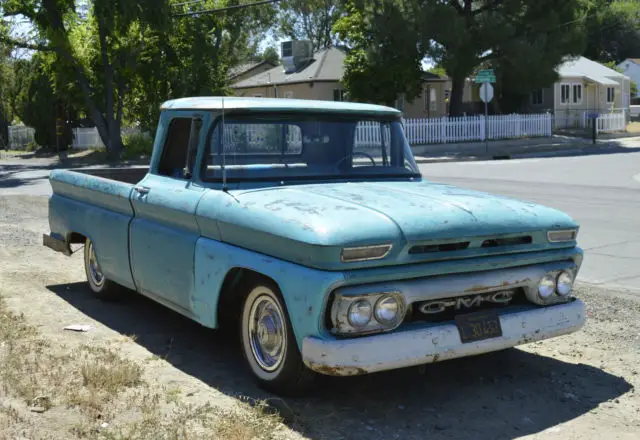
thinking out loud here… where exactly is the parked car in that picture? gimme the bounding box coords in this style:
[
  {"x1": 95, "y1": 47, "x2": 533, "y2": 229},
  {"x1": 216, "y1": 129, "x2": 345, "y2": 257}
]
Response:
[{"x1": 44, "y1": 97, "x2": 585, "y2": 395}]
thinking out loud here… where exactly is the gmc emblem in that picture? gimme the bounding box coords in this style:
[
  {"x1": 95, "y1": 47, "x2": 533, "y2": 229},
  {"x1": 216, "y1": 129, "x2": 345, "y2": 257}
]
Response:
[{"x1": 419, "y1": 290, "x2": 515, "y2": 315}]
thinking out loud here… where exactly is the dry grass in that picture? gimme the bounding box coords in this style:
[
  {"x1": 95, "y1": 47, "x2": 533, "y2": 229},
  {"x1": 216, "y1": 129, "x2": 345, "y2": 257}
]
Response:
[
  {"x1": 626, "y1": 121, "x2": 640, "y2": 133},
  {"x1": 0, "y1": 296, "x2": 288, "y2": 439}
]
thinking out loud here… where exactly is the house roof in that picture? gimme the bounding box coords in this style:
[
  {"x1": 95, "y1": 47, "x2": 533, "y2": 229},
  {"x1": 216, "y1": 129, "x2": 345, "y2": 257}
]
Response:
[
  {"x1": 556, "y1": 56, "x2": 627, "y2": 85},
  {"x1": 228, "y1": 60, "x2": 277, "y2": 80},
  {"x1": 161, "y1": 96, "x2": 401, "y2": 116},
  {"x1": 231, "y1": 48, "x2": 346, "y2": 88}
]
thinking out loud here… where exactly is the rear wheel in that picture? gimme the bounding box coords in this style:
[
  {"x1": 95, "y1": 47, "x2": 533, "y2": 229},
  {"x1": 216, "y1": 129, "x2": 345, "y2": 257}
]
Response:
[
  {"x1": 240, "y1": 281, "x2": 316, "y2": 395},
  {"x1": 84, "y1": 238, "x2": 124, "y2": 300}
]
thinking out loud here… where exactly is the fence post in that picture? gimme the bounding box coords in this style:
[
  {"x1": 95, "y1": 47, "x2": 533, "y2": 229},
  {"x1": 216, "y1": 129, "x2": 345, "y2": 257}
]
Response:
[{"x1": 441, "y1": 117, "x2": 447, "y2": 144}]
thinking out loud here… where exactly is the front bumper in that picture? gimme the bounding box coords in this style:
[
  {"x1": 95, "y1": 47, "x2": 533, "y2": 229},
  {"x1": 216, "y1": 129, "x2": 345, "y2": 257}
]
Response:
[{"x1": 302, "y1": 299, "x2": 585, "y2": 376}]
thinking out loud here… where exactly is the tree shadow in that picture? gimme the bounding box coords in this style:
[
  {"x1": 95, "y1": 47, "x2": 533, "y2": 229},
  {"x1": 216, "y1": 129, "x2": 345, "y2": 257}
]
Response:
[
  {"x1": 47, "y1": 282, "x2": 632, "y2": 440},
  {"x1": 0, "y1": 164, "x2": 52, "y2": 188}
]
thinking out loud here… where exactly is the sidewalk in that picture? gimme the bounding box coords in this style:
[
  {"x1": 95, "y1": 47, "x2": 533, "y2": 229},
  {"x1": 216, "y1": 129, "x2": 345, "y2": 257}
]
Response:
[{"x1": 411, "y1": 135, "x2": 640, "y2": 164}]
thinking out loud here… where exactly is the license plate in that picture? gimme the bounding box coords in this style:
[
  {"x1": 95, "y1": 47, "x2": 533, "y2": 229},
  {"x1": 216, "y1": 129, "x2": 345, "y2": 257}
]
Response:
[{"x1": 455, "y1": 310, "x2": 503, "y2": 343}]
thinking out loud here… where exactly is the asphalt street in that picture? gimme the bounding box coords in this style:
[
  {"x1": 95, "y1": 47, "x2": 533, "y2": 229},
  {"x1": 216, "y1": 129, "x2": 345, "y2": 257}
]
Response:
[
  {"x1": 2, "y1": 145, "x2": 639, "y2": 292},
  {"x1": 419, "y1": 147, "x2": 640, "y2": 292}
]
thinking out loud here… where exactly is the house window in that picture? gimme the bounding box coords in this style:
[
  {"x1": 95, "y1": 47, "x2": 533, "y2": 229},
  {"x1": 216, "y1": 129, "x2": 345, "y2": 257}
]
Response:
[
  {"x1": 531, "y1": 89, "x2": 543, "y2": 105},
  {"x1": 560, "y1": 84, "x2": 570, "y2": 104},
  {"x1": 333, "y1": 89, "x2": 346, "y2": 101},
  {"x1": 572, "y1": 84, "x2": 582, "y2": 104},
  {"x1": 606, "y1": 87, "x2": 615, "y2": 103},
  {"x1": 283, "y1": 90, "x2": 294, "y2": 99},
  {"x1": 424, "y1": 87, "x2": 437, "y2": 113},
  {"x1": 430, "y1": 88, "x2": 437, "y2": 112}
]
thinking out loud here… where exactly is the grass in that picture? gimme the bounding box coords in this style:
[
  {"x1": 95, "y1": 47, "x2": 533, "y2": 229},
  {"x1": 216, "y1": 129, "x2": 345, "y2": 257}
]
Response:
[
  {"x1": 626, "y1": 121, "x2": 640, "y2": 133},
  {"x1": 0, "y1": 296, "x2": 286, "y2": 439}
]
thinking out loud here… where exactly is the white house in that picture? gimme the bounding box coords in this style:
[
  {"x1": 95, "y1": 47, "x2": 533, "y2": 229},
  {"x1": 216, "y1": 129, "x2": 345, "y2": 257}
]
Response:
[
  {"x1": 617, "y1": 58, "x2": 640, "y2": 101},
  {"x1": 525, "y1": 56, "x2": 631, "y2": 127}
]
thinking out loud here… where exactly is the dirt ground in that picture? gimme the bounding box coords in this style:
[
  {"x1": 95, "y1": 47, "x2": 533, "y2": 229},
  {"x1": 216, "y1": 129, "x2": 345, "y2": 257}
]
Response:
[{"x1": 1, "y1": 193, "x2": 639, "y2": 440}]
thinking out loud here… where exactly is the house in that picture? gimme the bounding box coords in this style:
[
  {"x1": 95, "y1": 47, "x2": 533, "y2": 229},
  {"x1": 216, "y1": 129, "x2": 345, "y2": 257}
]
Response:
[
  {"x1": 230, "y1": 40, "x2": 450, "y2": 118},
  {"x1": 524, "y1": 56, "x2": 631, "y2": 126},
  {"x1": 617, "y1": 58, "x2": 640, "y2": 103},
  {"x1": 228, "y1": 60, "x2": 277, "y2": 84}
]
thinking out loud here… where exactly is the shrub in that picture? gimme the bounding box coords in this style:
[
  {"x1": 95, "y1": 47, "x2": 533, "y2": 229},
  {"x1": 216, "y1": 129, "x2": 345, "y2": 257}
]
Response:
[{"x1": 123, "y1": 132, "x2": 153, "y2": 159}]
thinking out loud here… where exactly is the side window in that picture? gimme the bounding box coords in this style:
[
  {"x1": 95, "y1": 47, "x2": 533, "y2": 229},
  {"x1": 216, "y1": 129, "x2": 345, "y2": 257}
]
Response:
[
  {"x1": 560, "y1": 84, "x2": 570, "y2": 104},
  {"x1": 158, "y1": 117, "x2": 202, "y2": 179},
  {"x1": 353, "y1": 121, "x2": 391, "y2": 167}
]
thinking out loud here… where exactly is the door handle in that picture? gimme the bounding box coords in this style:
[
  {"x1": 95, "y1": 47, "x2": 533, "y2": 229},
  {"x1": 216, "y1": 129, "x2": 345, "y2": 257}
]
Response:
[{"x1": 134, "y1": 186, "x2": 150, "y2": 195}]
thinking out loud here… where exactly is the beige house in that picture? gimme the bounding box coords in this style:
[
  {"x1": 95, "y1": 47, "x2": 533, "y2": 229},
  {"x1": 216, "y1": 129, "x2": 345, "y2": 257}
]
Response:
[
  {"x1": 522, "y1": 56, "x2": 631, "y2": 126},
  {"x1": 230, "y1": 41, "x2": 450, "y2": 118}
]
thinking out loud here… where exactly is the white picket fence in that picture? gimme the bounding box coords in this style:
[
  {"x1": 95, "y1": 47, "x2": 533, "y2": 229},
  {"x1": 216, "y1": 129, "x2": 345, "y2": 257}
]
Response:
[
  {"x1": 72, "y1": 127, "x2": 142, "y2": 149},
  {"x1": 555, "y1": 110, "x2": 626, "y2": 133},
  {"x1": 403, "y1": 113, "x2": 552, "y2": 145},
  {"x1": 588, "y1": 112, "x2": 626, "y2": 133}
]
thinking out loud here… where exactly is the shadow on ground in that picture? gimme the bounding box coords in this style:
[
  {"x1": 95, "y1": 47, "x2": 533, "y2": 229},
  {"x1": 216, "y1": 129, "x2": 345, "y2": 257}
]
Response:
[
  {"x1": 48, "y1": 282, "x2": 631, "y2": 440},
  {"x1": 0, "y1": 163, "x2": 53, "y2": 188}
]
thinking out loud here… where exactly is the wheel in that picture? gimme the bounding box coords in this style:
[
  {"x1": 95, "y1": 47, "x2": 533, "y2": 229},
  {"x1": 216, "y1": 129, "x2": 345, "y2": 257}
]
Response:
[
  {"x1": 84, "y1": 238, "x2": 124, "y2": 300},
  {"x1": 240, "y1": 280, "x2": 316, "y2": 395}
]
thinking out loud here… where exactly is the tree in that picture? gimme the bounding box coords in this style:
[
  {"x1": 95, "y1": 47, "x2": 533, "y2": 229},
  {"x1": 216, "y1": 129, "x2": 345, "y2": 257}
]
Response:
[
  {"x1": 126, "y1": 0, "x2": 277, "y2": 133},
  {"x1": 333, "y1": 0, "x2": 424, "y2": 107},
  {"x1": 1, "y1": 0, "x2": 170, "y2": 158},
  {"x1": 420, "y1": 0, "x2": 586, "y2": 115},
  {"x1": 583, "y1": 0, "x2": 640, "y2": 64},
  {"x1": 277, "y1": 0, "x2": 342, "y2": 51},
  {"x1": 261, "y1": 45, "x2": 280, "y2": 64}
]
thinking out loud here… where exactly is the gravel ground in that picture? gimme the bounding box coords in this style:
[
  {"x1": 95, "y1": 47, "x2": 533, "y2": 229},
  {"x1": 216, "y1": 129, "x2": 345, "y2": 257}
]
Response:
[{"x1": 0, "y1": 193, "x2": 638, "y2": 440}]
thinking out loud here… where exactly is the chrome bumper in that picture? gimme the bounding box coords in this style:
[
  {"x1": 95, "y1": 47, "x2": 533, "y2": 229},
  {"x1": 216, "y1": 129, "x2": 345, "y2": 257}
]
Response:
[{"x1": 302, "y1": 299, "x2": 585, "y2": 376}]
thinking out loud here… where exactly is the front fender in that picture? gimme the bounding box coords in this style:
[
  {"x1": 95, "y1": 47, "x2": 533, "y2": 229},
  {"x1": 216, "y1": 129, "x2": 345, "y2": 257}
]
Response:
[{"x1": 193, "y1": 237, "x2": 344, "y2": 348}]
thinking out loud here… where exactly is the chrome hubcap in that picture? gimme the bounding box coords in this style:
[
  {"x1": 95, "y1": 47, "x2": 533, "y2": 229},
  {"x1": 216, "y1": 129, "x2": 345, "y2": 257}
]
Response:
[
  {"x1": 248, "y1": 295, "x2": 286, "y2": 372},
  {"x1": 88, "y1": 242, "x2": 104, "y2": 287}
]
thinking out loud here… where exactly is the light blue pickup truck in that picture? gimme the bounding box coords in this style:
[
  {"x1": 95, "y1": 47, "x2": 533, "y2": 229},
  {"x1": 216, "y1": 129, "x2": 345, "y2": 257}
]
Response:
[{"x1": 44, "y1": 97, "x2": 585, "y2": 395}]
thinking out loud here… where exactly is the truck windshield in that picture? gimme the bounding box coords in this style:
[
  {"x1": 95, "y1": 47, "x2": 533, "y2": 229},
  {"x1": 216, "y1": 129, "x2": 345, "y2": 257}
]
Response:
[{"x1": 201, "y1": 114, "x2": 420, "y2": 181}]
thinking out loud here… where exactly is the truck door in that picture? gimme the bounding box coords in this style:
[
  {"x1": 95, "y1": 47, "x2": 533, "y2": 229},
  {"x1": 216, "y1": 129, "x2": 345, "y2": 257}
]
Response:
[{"x1": 129, "y1": 113, "x2": 205, "y2": 313}]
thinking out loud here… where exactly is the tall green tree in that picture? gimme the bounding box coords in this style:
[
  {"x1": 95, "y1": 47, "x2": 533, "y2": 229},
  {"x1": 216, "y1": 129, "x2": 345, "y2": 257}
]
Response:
[
  {"x1": 421, "y1": 0, "x2": 586, "y2": 115},
  {"x1": 583, "y1": 0, "x2": 640, "y2": 64},
  {"x1": 127, "y1": 0, "x2": 277, "y2": 133},
  {"x1": 277, "y1": 0, "x2": 342, "y2": 51},
  {"x1": 336, "y1": 0, "x2": 587, "y2": 115},
  {"x1": 333, "y1": 0, "x2": 424, "y2": 107},
  {"x1": 1, "y1": 0, "x2": 170, "y2": 157}
]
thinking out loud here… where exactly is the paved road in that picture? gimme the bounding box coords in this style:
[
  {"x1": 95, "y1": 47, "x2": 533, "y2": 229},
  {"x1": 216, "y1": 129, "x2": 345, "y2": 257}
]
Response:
[
  {"x1": 2, "y1": 147, "x2": 639, "y2": 292},
  {"x1": 419, "y1": 147, "x2": 640, "y2": 292}
]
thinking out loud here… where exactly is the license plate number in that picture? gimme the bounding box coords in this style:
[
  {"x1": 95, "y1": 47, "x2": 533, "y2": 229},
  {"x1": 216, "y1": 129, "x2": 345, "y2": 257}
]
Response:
[{"x1": 455, "y1": 310, "x2": 503, "y2": 343}]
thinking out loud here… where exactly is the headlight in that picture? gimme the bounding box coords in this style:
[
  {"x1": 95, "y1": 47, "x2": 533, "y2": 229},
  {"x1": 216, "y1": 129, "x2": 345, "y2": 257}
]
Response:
[
  {"x1": 374, "y1": 295, "x2": 401, "y2": 325},
  {"x1": 341, "y1": 244, "x2": 392, "y2": 262},
  {"x1": 556, "y1": 271, "x2": 574, "y2": 296},
  {"x1": 331, "y1": 292, "x2": 405, "y2": 335},
  {"x1": 538, "y1": 274, "x2": 556, "y2": 299},
  {"x1": 547, "y1": 229, "x2": 578, "y2": 243},
  {"x1": 347, "y1": 300, "x2": 372, "y2": 328}
]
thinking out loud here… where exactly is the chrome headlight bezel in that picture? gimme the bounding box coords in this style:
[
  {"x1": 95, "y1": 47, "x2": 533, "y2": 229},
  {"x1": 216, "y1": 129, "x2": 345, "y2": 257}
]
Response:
[
  {"x1": 330, "y1": 291, "x2": 406, "y2": 335},
  {"x1": 341, "y1": 244, "x2": 393, "y2": 263},
  {"x1": 547, "y1": 229, "x2": 578, "y2": 243},
  {"x1": 527, "y1": 268, "x2": 577, "y2": 305}
]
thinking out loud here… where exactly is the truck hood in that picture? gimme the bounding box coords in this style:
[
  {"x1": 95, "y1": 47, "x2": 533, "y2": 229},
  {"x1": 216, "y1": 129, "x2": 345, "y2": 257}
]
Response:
[{"x1": 205, "y1": 180, "x2": 578, "y2": 269}]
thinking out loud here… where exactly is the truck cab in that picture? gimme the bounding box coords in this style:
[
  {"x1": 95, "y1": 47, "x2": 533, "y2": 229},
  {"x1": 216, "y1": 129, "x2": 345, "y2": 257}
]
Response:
[{"x1": 44, "y1": 97, "x2": 585, "y2": 395}]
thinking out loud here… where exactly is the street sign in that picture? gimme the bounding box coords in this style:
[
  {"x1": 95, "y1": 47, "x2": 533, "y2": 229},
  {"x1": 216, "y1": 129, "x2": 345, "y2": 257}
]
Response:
[
  {"x1": 480, "y1": 83, "x2": 494, "y2": 103},
  {"x1": 474, "y1": 69, "x2": 496, "y2": 83}
]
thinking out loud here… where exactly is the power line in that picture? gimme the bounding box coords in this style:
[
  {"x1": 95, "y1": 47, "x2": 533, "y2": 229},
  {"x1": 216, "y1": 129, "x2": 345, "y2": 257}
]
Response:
[{"x1": 173, "y1": 0, "x2": 283, "y2": 18}]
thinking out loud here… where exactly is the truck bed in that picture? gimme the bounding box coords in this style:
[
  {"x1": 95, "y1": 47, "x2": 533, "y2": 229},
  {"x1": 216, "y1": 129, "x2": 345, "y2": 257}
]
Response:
[{"x1": 71, "y1": 166, "x2": 149, "y2": 184}]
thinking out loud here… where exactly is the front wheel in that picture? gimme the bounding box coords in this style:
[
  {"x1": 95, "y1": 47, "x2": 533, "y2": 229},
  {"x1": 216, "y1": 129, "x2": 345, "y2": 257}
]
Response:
[
  {"x1": 240, "y1": 281, "x2": 316, "y2": 395},
  {"x1": 84, "y1": 238, "x2": 124, "y2": 300}
]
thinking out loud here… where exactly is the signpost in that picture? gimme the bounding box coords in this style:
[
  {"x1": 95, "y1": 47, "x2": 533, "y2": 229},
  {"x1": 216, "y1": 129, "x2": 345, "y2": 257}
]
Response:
[
  {"x1": 474, "y1": 69, "x2": 496, "y2": 84},
  {"x1": 479, "y1": 83, "x2": 494, "y2": 155}
]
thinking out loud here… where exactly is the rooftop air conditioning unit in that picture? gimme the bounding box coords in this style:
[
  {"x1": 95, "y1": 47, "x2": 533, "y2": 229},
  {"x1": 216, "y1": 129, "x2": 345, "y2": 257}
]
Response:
[{"x1": 281, "y1": 40, "x2": 313, "y2": 74}]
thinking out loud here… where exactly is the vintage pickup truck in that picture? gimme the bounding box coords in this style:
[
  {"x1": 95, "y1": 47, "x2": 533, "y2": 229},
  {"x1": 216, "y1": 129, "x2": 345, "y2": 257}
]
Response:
[{"x1": 44, "y1": 97, "x2": 585, "y2": 394}]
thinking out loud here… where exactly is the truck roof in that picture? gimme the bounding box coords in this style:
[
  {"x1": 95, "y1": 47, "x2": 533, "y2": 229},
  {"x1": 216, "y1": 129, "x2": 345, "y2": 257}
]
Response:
[{"x1": 160, "y1": 97, "x2": 401, "y2": 117}]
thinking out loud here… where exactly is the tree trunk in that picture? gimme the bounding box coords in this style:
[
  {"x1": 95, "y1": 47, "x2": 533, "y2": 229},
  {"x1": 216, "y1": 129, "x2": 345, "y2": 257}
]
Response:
[{"x1": 449, "y1": 73, "x2": 466, "y2": 116}]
